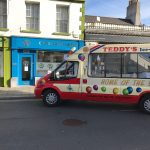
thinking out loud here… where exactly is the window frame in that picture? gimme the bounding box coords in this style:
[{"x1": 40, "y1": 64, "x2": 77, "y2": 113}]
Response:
[
  {"x1": 56, "y1": 5, "x2": 69, "y2": 33},
  {"x1": 51, "y1": 61, "x2": 79, "y2": 80},
  {"x1": 105, "y1": 53, "x2": 122, "y2": 78},
  {"x1": 26, "y1": 2, "x2": 40, "y2": 31},
  {"x1": 0, "y1": 0, "x2": 7, "y2": 28},
  {"x1": 88, "y1": 53, "x2": 122, "y2": 78},
  {"x1": 88, "y1": 53, "x2": 150, "y2": 79},
  {"x1": 121, "y1": 53, "x2": 138, "y2": 79},
  {"x1": 138, "y1": 53, "x2": 150, "y2": 79}
]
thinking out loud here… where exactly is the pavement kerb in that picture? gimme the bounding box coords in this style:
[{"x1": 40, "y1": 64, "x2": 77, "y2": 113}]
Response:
[{"x1": 0, "y1": 86, "x2": 36, "y2": 100}]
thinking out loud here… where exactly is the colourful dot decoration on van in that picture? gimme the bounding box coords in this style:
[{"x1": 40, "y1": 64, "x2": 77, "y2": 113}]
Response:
[
  {"x1": 136, "y1": 87, "x2": 142, "y2": 93},
  {"x1": 122, "y1": 89, "x2": 129, "y2": 95},
  {"x1": 127, "y1": 87, "x2": 133, "y2": 94},
  {"x1": 78, "y1": 54, "x2": 85, "y2": 61},
  {"x1": 113, "y1": 88, "x2": 119, "y2": 95},
  {"x1": 86, "y1": 86, "x2": 92, "y2": 93},
  {"x1": 101, "y1": 86, "x2": 106, "y2": 92},
  {"x1": 93, "y1": 85, "x2": 98, "y2": 91}
]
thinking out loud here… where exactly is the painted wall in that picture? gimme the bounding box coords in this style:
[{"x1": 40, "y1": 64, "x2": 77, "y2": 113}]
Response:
[
  {"x1": 0, "y1": 37, "x2": 11, "y2": 87},
  {"x1": 3, "y1": 37, "x2": 11, "y2": 87},
  {"x1": 0, "y1": 38, "x2": 3, "y2": 86},
  {"x1": 4, "y1": 38, "x2": 11, "y2": 87}
]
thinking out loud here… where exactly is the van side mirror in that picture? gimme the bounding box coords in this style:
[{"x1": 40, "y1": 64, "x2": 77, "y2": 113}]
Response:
[{"x1": 56, "y1": 71, "x2": 60, "y2": 79}]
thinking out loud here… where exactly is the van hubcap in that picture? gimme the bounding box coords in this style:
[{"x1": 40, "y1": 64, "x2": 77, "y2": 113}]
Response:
[
  {"x1": 46, "y1": 93, "x2": 57, "y2": 104},
  {"x1": 144, "y1": 99, "x2": 150, "y2": 112}
]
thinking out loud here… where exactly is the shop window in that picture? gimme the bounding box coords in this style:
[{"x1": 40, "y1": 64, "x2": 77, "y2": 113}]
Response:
[
  {"x1": 0, "y1": 0, "x2": 7, "y2": 28},
  {"x1": 36, "y1": 51, "x2": 65, "y2": 76},
  {"x1": 26, "y1": 3, "x2": 39, "y2": 31},
  {"x1": 56, "y1": 5, "x2": 69, "y2": 33}
]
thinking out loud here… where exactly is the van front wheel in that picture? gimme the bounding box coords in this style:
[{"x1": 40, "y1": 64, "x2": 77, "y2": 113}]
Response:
[
  {"x1": 139, "y1": 95, "x2": 150, "y2": 113},
  {"x1": 43, "y1": 90, "x2": 60, "y2": 107}
]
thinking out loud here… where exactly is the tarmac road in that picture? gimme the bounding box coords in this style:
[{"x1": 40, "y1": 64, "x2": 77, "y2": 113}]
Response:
[{"x1": 0, "y1": 99, "x2": 150, "y2": 150}]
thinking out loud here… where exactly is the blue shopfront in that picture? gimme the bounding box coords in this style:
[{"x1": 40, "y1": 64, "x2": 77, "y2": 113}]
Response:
[{"x1": 11, "y1": 36, "x2": 84, "y2": 86}]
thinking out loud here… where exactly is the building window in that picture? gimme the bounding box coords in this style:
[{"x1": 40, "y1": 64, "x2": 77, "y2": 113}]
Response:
[
  {"x1": 36, "y1": 51, "x2": 66, "y2": 76},
  {"x1": 26, "y1": 3, "x2": 39, "y2": 31},
  {"x1": 56, "y1": 5, "x2": 69, "y2": 33},
  {"x1": 0, "y1": 0, "x2": 7, "y2": 28}
]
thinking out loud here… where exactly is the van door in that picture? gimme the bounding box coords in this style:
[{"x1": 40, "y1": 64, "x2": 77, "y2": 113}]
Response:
[{"x1": 52, "y1": 61, "x2": 81, "y2": 100}]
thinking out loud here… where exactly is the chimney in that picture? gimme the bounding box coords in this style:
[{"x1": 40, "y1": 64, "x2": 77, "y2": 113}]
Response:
[{"x1": 126, "y1": 0, "x2": 141, "y2": 25}]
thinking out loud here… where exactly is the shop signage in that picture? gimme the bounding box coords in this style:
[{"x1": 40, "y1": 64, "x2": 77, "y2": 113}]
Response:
[
  {"x1": 11, "y1": 37, "x2": 83, "y2": 52},
  {"x1": 38, "y1": 41, "x2": 78, "y2": 48},
  {"x1": 103, "y1": 47, "x2": 138, "y2": 52}
]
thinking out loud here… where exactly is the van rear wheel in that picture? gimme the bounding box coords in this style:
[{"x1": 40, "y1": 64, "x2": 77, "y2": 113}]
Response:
[
  {"x1": 139, "y1": 94, "x2": 150, "y2": 114},
  {"x1": 43, "y1": 90, "x2": 60, "y2": 107}
]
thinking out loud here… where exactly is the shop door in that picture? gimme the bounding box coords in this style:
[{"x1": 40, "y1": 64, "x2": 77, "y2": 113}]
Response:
[{"x1": 19, "y1": 54, "x2": 34, "y2": 85}]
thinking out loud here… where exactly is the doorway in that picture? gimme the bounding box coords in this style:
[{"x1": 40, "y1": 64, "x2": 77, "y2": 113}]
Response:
[{"x1": 19, "y1": 54, "x2": 34, "y2": 85}]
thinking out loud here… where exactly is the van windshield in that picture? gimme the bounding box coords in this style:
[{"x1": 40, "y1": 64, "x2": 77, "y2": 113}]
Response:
[{"x1": 51, "y1": 61, "x2": 79, "y2": 80}]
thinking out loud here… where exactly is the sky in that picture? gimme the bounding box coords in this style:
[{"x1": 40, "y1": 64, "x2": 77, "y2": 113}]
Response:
[{"x1": 85, "y1": 0, "x2": 150, "y2": 26}]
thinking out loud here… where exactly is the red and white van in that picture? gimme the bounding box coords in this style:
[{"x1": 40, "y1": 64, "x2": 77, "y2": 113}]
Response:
[{"x1": 34, "y1": 44, "x2": 150, "y2": 113}]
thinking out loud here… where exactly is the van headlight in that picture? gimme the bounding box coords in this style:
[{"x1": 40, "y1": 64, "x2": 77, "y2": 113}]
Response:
[
  {"x1": 40, "y1": 79, "x2": 46, "y2": 85},
  {"x1": 36, "y1": 79, "x2": 46, "y2": 87}
]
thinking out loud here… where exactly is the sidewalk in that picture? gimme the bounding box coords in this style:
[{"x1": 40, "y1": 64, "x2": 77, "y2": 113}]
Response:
[{"x1": 0, "y1": 86, "x2": 36, "y2": 100}]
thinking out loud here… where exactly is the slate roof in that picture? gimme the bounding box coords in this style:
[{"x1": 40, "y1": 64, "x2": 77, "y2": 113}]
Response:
[
  {"x1": 85, "y1": 15, "x2": 134, "y2": 26},
  {"x1": 85, "y1": 33, "x2": 150, "y2": 43}
]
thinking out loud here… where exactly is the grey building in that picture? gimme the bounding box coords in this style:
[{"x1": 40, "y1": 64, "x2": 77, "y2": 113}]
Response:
[{"x1": 85, "y1": 0, "x2": 150, "y2": 45}]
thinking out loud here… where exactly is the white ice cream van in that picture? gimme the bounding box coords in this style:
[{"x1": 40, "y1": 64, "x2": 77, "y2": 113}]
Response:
[{"x1": 35, "y1": 44, "x2": 150, "y2": 113}]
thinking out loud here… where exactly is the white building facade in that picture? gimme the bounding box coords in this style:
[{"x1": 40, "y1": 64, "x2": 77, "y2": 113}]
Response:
[
  {"x1": 0, "y1": 0, "x2": 85, "y2": 87},
  {"x1": 2, "y1": 0, "x2": 84, "y2": 39}
]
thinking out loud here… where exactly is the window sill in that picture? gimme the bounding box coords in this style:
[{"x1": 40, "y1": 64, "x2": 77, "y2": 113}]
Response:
[
  {"x1": 20, "y1": 30, "x2": 41, "y2": 34},
  {"x1": 52, "y1": 32, "x2": 71, "y2": 36},
  {"x1": 0, "y1": 28, "x2": 9, "y2": 32}
]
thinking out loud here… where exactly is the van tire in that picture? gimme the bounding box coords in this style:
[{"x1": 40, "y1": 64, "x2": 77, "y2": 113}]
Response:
[
  {"x1": 43, "y1": 89, "x2": 60, "y2": 107},
  {"x1": 139, "y1": 94, "x2": 150, "y2": 114}
]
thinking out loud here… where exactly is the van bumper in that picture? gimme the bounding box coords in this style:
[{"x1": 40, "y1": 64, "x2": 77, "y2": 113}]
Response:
[{"x1": 34, "y1": 87, "x2": 43, "y2": 98}]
